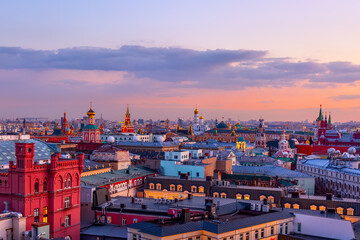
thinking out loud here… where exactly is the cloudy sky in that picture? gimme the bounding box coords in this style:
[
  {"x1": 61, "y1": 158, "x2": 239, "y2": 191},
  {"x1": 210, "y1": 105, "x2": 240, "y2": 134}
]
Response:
[{"x1": 1, "y1": 1, "x2": 360, "y2": 122}]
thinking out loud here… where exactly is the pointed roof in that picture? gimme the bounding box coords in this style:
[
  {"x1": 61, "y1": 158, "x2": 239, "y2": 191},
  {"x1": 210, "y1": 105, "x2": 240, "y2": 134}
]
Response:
[
  {"x1": 328, "y1": 112, "x2": 332, "y2": 125},
  {"x1": 317, "y1": 104, "x2": 323, "y2": 121}
]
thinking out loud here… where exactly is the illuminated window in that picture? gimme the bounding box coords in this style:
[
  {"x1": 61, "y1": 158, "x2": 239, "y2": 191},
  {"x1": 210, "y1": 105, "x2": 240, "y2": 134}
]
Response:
[
  {"x1": 198, "y1": 186, "x2": 204, "y2": 193},
  {"x1": 260, "y1": 195, "x2": 266, "y2": 201},
  {"x1": 170, "y1": 184, "x2": 175, "y2": 191},
  {"x1": 177, "y1": 185, "x2": 183, "y2": 192},
  {"x1": 244, "y1": 194, "x2": 250, "y2": 200},
  {"x1": 336, "y1": 207, "x2": 344, "y2": 215},
  {"x1": 34, "y1": 208, "x2": 39, "y2": 223},
  {"x1": 319, "y1": 205, "x2": 326, "y2": 211},
  {"x1": 191, "y1": 186, "x2": 197, "y2": 192},
  {"x1": 310, "y1": 205, "x2": 317, "y2": 210},
  {"x1": 236, "y1": 194, "x2": 242, "y2": 200},
  {"x1": 220, "y1": 193, "x2": 227, "y2": 198},
  {"x1": 149, "y1": 183, "x2": 154, "y2": 190},
  {"x1": 43, "y1": 207, "x2": 48, "y2": 223},
  {"x1": 65, "y1": 215, "x2": 71, "y2": 227},
  {"x1": 293, "y1": 203, "x2": 300, "y2": 209},
  {"x1": 284, "y1": 203, "x2": 291, "y2": 208},
  {"x1": 156, "y1": 183, "x2": 161, "y2": 190},
  {"x1": 107, "y1": 216, "x2": 112, "y2": 224},
  {"x1": 347, "y1": 208, "x2": 354, "y2": 216},
  {"x1": 213, "y1": 192, "x2": 219, "y2": 198}
]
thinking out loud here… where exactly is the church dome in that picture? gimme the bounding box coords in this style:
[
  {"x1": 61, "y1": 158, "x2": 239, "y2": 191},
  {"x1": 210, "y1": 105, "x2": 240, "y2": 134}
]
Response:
[
  {"x1": 199, "y1": 116, "x2": 204, "y2": 119},
  {"x1": 194, "y1": 108, "x2": 199, "y2": 114},
  {"x1": 87, "y1": 107, "x2": 96, "y2": 117},
  {"x1": 216, "y1": 121, "x2": 230, "y2": 129}
]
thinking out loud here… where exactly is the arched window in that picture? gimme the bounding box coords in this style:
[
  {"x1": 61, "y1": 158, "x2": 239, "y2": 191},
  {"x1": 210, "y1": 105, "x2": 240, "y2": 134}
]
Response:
[
  {"x1": 236, "y1": 194, "x2": 242, "y2": 200},
  {"x1": 43, "y1": 180, "x2": 47, "y2": 192},
  {"x1": 156, "y1": 183, "x2": 161, "y2": 190},
  {"x1": 213, "y1": 192, "x2": 219, "y2": 198},
  {"x1": 244, "y1": 194, "x2": 250, "y2": 200},
  {"x1": 284, "y1": 203, "x2": 291, "y2": 208},
  {"x1": 170, "y1": 184, "x2": 175, "y2": 191},
  {"x1": 268, "y1": 196, "x2": 274, "y2": 203},
  {"x1": 34, "y1": 180, "x2": 39, "y2": 193},
  {"x1": 198, "y1": 186, "x2": 204, "y2": 193},
  {"x1": 68, "y1": 179, "x2": 71, "y2": 188},
  {"x1": 259, "y1": 195, "x2": 266, "y2": 201},
  {"x1": 177, "y1": 185, "x2": 183, "y2": 192},
  {"x1": 220, "y1": 193, "x2": 227, "y2": 198},
  {"x1": 149, "y1": 183, "x2": 154, "y2": 190},
  {"x1": 191, "y1": 186, "x2": 197, "y2": 193}
]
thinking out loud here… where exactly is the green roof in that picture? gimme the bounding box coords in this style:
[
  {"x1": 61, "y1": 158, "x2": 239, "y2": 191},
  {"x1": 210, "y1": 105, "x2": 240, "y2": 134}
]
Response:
[
  {"x1": 84, "y1": 124, "x2": 99, "y2": 130},
  {"x1": 216, "y1": 121, "x2": 230, "y2": 129}
]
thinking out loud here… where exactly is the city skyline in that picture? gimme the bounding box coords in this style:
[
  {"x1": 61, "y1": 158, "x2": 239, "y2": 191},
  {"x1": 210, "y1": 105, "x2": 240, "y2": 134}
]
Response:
[{"x1": 1, "y1": 1, "x2": 360, "y2": 121}]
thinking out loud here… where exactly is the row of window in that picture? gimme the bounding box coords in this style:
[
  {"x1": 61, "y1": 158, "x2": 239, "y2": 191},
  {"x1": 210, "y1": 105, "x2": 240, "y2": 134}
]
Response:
[
  {"x1": 284, "y1": 203, "x2": 354, "y2": 215},
  {"x1": 302, "y1": 165, "x2": 360, "y2": 182},
  {"x1": 34, "y1": 206, "x2": 48, "y2": 223},
  {"x1": 132, "y1": 222, "x2": 290, "y2": 240}
]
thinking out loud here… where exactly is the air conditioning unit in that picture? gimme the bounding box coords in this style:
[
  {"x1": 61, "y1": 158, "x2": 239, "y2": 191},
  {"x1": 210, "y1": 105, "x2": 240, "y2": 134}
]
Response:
[
  {"x1": 255, "y1": 204, "x2": 261, "y2": 211},
  {"x1": 262, "y1": 204, "x2": 270, "y2": 212}
]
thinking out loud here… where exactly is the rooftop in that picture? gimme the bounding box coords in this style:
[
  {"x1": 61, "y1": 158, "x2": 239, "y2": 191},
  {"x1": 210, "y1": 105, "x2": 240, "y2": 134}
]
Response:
[{"x1": 232, "y1": 165, "x2": 313, "y2": 179}]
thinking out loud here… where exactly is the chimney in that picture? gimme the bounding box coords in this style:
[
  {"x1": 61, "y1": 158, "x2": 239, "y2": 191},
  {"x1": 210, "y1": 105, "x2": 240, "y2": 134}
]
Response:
[
  {"x1": 180, "y1": 208, "x2": 190, "y2": 223},
  {"x1": 326, "y1": 193, "x2": 332, "y2": 201}
]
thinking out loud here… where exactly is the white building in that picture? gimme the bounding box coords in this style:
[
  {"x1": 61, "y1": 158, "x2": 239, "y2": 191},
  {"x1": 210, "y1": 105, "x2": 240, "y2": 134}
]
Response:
[
  {"x1": 100, "y1": 133, "x2": 166, "y2": 144},
  {"x1": 192, "y1": 107, "x2": 208, "y2": 135}
]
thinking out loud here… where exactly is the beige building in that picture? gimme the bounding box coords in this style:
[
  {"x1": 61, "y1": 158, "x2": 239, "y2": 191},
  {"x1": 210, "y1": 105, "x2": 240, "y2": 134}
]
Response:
[{"x1": 90, "y1": 144, "x2": 131, "y2": 170}]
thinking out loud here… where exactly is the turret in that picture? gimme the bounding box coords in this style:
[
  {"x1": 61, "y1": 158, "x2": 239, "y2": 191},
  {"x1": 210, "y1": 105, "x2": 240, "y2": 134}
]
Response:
[{"x1": 15, "y1": 142, "x2": 35, "y2": 169}]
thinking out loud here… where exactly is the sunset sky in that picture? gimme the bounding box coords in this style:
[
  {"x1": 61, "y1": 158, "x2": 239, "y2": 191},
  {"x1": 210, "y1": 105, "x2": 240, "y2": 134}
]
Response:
[{"x1": 1, "y1": 1, "x2": 360, "y2": 122}]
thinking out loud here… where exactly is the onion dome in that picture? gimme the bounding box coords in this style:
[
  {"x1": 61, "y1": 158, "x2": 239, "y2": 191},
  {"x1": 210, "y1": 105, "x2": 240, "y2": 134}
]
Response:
[
  {"x1": 194, "y1": 108, "x2": 199, "y2": 114},
  {"x1": 199, "y1": 116, "x2": 204, "y2": 119},
  {"x1": 238, "y1": 136, "x2": 245, "y2": 142},
  {"x1": 87, "y1": 107, "x2": 96, "y2": 117}
]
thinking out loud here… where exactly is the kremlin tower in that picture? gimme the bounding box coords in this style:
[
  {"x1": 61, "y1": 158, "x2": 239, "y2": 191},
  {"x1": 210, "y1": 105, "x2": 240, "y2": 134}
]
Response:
[
  {"x1": 121, "y1": 104, "x2": 134, "y2": 133},
  {"x1": 82, "y1": 104, "x2": 101, "y2": 143},
  {"x1": 192, "y1": 106, "x2": 207, "y2": 135}
]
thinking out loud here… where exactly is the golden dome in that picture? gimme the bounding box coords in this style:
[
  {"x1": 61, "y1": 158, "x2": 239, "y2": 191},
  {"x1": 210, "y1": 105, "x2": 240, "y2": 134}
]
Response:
[
  {"x1": 227, "y1": 122, "x2": 231, "y2": 128},
  {"x1": 199, "y1": 116, "x2": 204, "y2": 119},
  {"x1": 194, "y1": 108, "x2": 199, "y2": 114},
  {"x1": 87, "y1": 107, "x2": 96, "y2": 117}
]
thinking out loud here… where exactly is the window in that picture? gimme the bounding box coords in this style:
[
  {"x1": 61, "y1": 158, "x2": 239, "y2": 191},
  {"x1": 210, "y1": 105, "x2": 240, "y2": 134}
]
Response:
[
  {"x1": 261, "y1": 229, "x2": 264, "y2": 238},
  {"x1": 293, "y1": 203, "x2": 300, "y2": 209},
  {"x1": 107, "y1": 216, "x2": 112, "y2": 224},
  {"x1": 285, "y1": 223, "x2": 289, "y2": 234},
  {"x1": 284, "y1": 203, "x2": 291, "y2": 208},
  {"x1": 170, "y1": 184, "x2": 175, "y2": 191},
  {"x1": 213, "y1": 192, "x2": 219, "y2": 198},
  {"x1": 236, "y1": 194, "x2": 242, "y2": 200},
  {"x1": 319, "y1": 205, "x2": 326, "y2": 211},
  {"x1": 156, "y1": 183, "x2": 161, "y2": 190},
  {"x1": 68, "y1": 179, "x2": 71, "y2": 188},
  {"x1": 122, "y1": 218, "x2": 127, "y2": 225},
  {"x1": 347, "y1": 208, "x2": 354, "y2": 216},
  {"x1": 271, "y1": 226, "x2": 274, "y2": 235},
  {"x1": 64, "y1": 215, "x2": 71, "y2": 227},
  {"x1": 149, "y1": 183, "x2": 154, "y2": 190},
  {"x1": 198, "y1": 186, "x2": 204, "y2": 193},
  {"x1": 191, "y1": 186, "x2": 197, "y2": 192},
  {"x1": 239, "y1": 233, "x2": 243, "y2": 240},
  {"x1": 43, "y1": 181, "x2": 47, "y2": 192},
  {"x1": 34, "y1": 208, "x2": 39, "y2": 223},
  {"x1": 177, "y1": 185, "x2": 183, "y2": 191},
  {"x1": 133, "y1": 218, "x2": 138, "y2": 223},
  {"x1": 64, "y1": 179, "x2": 67, "y2": 188},
  {"x1": 297, "y1": 223, "x2": 301, "y2": 232},
  {"x1": 34, "y1": 181, "x2": 39, "y2": 193},
  {"x1": 220, "y1": 193, "x2": 227, "y2": 198},
  {"x1": 196, "y1": 172, "x2": 199, "y2": 177},
  {"x1": 255, "y1": 230, "x2": 259, "y2": 239},
  {"x1": 336, "y1": 207, "x2": 344, "y2": 215},
  {"x1": 244, "y1": 194, "x2": 250, "y2": 200},
  {"x1": 245, "y1": 232, "x2": 249, "y2": 240},
  {"x1": 65, "y1": 197, "x2": 70, "y2": 208},
  {"x1": 280, "y1": 224, "x2": 283, "y2": 234},
  {"x1": 43, "y1": 207, "x2": 48, "y2": 223},
  {"x1": 260, "y1": 195, "x2": 266, "y2": 201},
  {"x1": 310, "y1": 205, "x2": 317, "y2": 210}
]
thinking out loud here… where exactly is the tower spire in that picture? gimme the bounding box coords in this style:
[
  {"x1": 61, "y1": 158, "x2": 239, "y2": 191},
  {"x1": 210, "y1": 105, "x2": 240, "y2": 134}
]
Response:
[
  {"x1": 328, "y1": 112, "x2": 332, "y2": 125},
  {"x1": 317, "y1": 104, "x2": 323, "y2": 121}
]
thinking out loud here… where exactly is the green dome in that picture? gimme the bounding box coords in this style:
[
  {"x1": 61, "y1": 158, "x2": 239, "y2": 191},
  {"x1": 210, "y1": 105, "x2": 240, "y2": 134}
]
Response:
[
  {"x1": 216, "y1": 121, "x2": 230, "y2": 129},
  {"x1": 238, "y1": 137, "x2": 245, "y2": 142},
  {"x1": 84, "y1": 124, "x2": 99, "y2": 131}
]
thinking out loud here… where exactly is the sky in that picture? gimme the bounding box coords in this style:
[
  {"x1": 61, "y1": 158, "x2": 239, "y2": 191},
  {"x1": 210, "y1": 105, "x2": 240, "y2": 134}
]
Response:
[{"x1": 1, "y1": 1, "x2": 360, "y2": 122}]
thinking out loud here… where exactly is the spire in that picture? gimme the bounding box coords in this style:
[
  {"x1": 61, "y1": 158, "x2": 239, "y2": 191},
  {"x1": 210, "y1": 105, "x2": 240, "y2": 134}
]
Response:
[
  {"x1": 317, "y1": 104, "x2": 323, "y2": 121},
  {"x1": 126, "y1": 104, "x2": 130, "y2": 115},
  {"x1": 325, "y1": 112, "x2": 327, "y2": 122},
  {"x1": 328, "y1": 112, "x2": 332, "y2": 126}
]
